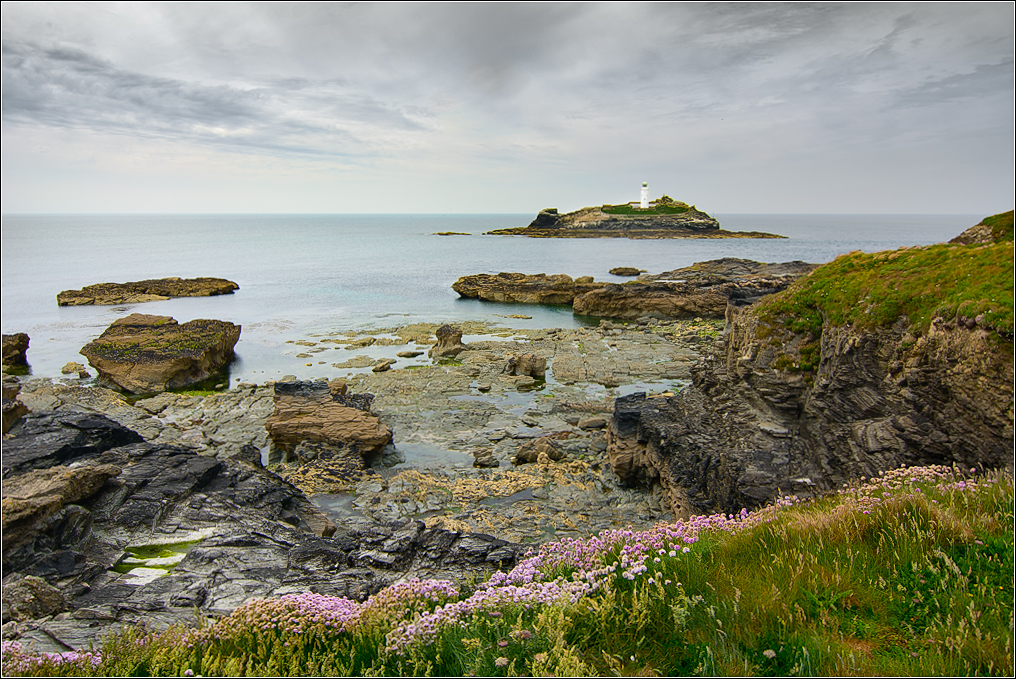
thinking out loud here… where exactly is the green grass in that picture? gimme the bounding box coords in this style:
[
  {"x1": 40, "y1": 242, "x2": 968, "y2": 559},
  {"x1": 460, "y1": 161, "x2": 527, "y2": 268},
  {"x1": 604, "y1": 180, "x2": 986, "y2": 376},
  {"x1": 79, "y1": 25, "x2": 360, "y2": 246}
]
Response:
[
  {"x1": 601, "y1": 204, "x2": 692, "y2": 216},
  {"x1": 755, "y1": 240, "x2": 1013, "y2": 340},
  {"x1": 5, "y1": 467, "x2": 1011, "y2": 677}
]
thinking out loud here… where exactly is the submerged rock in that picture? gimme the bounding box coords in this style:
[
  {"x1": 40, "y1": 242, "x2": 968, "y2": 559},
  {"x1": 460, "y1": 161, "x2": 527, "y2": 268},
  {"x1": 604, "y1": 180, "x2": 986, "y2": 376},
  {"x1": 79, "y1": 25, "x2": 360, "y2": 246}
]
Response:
[
  {"x1": 57, "y1": 277, "x2": 239, "y2": 306},
  {"x1": 79, "y1": 314, "x2": 241, "y2": 394}
]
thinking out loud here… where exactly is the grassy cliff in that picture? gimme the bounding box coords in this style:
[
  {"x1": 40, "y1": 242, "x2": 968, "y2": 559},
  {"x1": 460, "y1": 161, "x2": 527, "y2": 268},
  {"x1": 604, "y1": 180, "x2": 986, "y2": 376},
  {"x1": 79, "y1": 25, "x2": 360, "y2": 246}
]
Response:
[{"x1": 755, "y1": 213, "x2": 1014, "y2": 343}]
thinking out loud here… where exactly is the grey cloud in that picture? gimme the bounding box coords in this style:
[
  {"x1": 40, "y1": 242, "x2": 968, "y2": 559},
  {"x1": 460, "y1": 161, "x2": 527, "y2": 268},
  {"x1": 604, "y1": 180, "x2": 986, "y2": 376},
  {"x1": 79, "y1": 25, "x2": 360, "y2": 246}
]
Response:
[{"x1": 1, "y1": 39, "x2": 427, "y2": 158}]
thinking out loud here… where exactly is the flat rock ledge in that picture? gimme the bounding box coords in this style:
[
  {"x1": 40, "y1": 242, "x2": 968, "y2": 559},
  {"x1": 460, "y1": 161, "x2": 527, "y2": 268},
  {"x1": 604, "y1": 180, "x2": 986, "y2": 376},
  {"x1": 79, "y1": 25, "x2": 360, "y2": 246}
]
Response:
[
  {"x1": 57, "y1": 277, "x2": 239, "y2": 306},
  {"x1": 80, "y1": 313, "x2": 240, "y2": 394},
  {"x1": 453, "y1": 258, "x2": 817, "y2": 321}
]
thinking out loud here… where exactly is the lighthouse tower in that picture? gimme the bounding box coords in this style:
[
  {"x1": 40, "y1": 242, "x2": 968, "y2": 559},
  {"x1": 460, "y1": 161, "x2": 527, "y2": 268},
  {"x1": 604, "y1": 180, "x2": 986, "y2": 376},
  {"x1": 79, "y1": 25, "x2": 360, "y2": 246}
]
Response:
[{"x1": 640, "y1": 182, "x2": 649, "y2": 209}]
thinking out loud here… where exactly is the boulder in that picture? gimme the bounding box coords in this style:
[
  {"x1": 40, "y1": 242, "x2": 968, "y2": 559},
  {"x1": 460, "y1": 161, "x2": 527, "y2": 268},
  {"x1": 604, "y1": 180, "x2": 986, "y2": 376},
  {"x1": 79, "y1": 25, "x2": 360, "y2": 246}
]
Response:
[
  {"x1": 79, "y1": 314, "x2": 241, "y2": 394},
  {"x1": 57, "y1": 277, "x2": 239, "y2": 306},
  {"x1": 61, "y1": 362, "x2": 90, "y2": 378},
  {"x1": 505, "y1": 352, "x2": 547, "y2": 380},
  {"x1": 265, "y1": 380, "x2": 392, "y2": 464},
  {"x1": 2, "y1": 574, "x2": 67, "y2": 623},
  {"x1": 3, "y1": 333, "x2": 30, "y2": 366},
  {"x1": 609, "y1": 267, "x2": 644, "y2": 276},
  {"x1": 428, "y1": 324, "x2": 467, "y2": 359}
]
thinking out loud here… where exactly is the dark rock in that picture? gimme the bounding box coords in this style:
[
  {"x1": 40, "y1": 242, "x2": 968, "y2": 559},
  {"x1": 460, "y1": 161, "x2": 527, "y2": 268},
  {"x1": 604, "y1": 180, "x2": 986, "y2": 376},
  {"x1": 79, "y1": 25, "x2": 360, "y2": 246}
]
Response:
[
  {"x1": 2, "y1": 573, "x2": 66, "y2": 623},
  {"x1": 1, "y1": 412, "x2": 142, "y2": 477},
  {"x1": 3, "y1": 333, "x2": 30, "y2": 366}
]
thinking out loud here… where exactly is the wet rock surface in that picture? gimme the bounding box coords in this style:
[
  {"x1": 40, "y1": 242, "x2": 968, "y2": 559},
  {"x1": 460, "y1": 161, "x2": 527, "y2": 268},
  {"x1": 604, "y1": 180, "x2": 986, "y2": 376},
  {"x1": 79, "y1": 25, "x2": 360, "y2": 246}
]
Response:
[
  {"x1": 56, "y1": 277, "x2": 239, "y2": 306},
  {"x1": 79, "y1": 313, "x2": 241, "y2": 394}
]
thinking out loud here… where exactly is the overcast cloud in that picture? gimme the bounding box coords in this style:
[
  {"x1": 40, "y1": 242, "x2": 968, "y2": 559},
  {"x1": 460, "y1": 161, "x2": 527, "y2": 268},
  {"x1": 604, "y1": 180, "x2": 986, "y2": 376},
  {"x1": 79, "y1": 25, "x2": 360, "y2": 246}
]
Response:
[{"x1": 1, "y1": 2, "x2": 1012, "y2": 213}]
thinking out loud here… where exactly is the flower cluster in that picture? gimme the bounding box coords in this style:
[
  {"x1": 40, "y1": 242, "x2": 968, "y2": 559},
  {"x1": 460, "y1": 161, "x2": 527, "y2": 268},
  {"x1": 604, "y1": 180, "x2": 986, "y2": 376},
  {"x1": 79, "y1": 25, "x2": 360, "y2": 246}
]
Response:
[
  {"x1": 1, "y1": 641, "x2": 101, "y2": 675},
  {"x1": 385, "y1": 579, "x2": 591, "y2": 652}
]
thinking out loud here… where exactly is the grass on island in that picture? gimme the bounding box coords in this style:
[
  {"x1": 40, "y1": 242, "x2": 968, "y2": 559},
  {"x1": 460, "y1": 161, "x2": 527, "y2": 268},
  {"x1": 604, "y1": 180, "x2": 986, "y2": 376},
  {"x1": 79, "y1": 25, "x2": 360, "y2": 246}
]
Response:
[
  {"x1": 601, "y1": 204, "x2": 692, "y2": 216},
  {"x1": 4, "y1": 466, "x2": 1012, "y2": 677},
  {"x1": 755, "y1": 237, "x2": 1014, "y2": 341}
]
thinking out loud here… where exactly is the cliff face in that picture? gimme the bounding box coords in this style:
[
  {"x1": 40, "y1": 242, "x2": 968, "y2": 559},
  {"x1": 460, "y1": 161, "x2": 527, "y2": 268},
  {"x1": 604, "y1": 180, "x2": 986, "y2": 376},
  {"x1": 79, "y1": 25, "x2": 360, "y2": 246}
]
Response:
[{"x1": 608, "y1": 251, "x2": 1014, "y2": 515}]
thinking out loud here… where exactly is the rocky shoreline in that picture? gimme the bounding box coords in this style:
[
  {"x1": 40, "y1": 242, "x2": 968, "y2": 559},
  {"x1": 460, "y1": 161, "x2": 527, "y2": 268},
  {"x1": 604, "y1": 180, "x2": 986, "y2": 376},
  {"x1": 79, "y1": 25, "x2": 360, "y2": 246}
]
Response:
[
  {"x1": 2, "y1": 317, "x2": 714, "y2": 653},
  {"x1": 3, "y1": 214, "x2": 1012, "y2": 658}
]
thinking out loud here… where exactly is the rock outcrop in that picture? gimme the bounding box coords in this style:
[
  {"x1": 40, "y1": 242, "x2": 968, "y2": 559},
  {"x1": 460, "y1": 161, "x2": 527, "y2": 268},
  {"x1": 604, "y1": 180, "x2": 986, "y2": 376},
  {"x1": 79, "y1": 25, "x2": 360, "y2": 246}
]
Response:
[
  {"x1": 57, "y1": 277, "x2": 239, "y2": 306},
  {"x1": 487, "y1": 200, "x2": 782, "y2": 239},
  {"x1": 948, "y1": 210, "x2": 1013, "y2": 245},
  {"x1": 265, "y1": 380, "x2": 393, "y2": 465},
  {"x1": 428, "y1": 324, "x2": 468, "y2": 359},
  {"x1": 1, "y1": 411, "x2": 525, "y2": 652},
  {"x1": 607, "y1": 303, "x2": 1014, "y2": 516},
  {"x1": 454, "y1": 259, "x2": 817, "y2": 321},
  {"x1": 79, "y1": 314, "x2": 241, "y2": 394},
  {"x1": 452, "y1": 273, "x2": 603, "y2": 305},
  {"x1": 3, "y1": 333, "x2": 30, "y2": 366}
]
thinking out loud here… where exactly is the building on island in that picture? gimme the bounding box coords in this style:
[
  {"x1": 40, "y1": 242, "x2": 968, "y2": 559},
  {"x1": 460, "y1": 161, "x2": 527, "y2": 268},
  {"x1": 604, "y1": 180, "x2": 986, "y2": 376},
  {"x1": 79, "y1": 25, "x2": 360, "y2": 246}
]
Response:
[{"x1": 640, "y1": 182, "x2": 649, "y2": 209}]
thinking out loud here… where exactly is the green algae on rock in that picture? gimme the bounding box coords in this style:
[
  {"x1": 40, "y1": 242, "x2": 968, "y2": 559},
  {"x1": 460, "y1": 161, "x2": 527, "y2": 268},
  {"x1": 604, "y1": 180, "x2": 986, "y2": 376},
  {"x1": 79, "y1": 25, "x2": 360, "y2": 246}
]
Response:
[{"x1": 80, "y1": 313, "x2": 241, "y2": 394}]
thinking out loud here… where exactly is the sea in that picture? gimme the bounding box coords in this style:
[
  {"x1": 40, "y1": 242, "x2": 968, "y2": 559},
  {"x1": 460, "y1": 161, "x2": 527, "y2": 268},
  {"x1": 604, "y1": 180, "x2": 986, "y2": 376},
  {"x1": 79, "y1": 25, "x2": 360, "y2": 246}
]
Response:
[{"x1": 1, "y1": 213, "x2": 981, "y2": 386}]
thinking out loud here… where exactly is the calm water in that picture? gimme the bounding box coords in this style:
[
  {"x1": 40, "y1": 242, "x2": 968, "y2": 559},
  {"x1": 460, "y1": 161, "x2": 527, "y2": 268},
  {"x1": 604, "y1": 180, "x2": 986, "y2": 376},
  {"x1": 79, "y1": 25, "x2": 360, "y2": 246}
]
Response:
[{"x1": 1, "y1": 213, "x2": 980, "y2": 383}]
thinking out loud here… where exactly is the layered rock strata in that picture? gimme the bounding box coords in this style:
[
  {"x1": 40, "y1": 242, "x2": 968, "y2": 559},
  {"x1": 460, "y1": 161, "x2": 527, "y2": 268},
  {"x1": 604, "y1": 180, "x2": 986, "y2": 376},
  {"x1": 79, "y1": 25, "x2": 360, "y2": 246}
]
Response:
[
  {"x1": 265, "y1": 380, "x2": 393, "y2": 465},
  {"x1": 79, "y1": 314, "x2": 240, "y2": 394},
  {"x1": 57, "y1": 277, "x2": 239, "y2": 306},
  {"x1": 607, "y1": 308, "x2": 1014, "y2": 516}
]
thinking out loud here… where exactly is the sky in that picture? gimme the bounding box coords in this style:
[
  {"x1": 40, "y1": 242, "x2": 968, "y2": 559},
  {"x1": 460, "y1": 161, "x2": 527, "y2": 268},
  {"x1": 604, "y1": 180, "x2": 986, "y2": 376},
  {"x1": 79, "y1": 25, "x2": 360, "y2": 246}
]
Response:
[{"x1": 1, "y1": 2, "x2": 1013, "y2": 214}]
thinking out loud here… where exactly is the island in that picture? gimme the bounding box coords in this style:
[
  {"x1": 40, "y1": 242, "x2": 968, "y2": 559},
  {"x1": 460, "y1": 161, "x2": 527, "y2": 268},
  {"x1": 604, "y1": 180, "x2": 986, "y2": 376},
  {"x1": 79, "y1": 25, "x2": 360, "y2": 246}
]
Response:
[{"x1": 487, "y1": 195, "x2": 784, "y2": 239}]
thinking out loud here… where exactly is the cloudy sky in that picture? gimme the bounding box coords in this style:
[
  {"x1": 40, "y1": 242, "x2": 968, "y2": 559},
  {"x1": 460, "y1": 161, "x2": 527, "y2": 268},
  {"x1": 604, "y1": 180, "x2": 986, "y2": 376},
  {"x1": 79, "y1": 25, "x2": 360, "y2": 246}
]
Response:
[{"x1": 1, "y1": 2, "x2": 1012, "y2": 213}]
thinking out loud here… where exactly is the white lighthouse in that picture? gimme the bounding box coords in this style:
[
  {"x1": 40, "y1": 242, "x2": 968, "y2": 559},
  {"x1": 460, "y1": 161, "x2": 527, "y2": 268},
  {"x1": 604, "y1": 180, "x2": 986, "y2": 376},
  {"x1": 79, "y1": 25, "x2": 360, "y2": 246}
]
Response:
[{"x1": 640, "y1": 182, "x2": 649, "y2": 209}]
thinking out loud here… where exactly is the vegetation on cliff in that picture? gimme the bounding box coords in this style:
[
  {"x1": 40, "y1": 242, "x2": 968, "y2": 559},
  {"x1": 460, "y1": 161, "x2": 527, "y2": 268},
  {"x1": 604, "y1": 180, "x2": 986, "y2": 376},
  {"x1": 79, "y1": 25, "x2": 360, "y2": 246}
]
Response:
[
  {"x1": 4, "y1": 466, "x2": 1011, "y2": 677},
  {"x1": 755, "y1": 221, "x2": 1014, "y2": 343}
]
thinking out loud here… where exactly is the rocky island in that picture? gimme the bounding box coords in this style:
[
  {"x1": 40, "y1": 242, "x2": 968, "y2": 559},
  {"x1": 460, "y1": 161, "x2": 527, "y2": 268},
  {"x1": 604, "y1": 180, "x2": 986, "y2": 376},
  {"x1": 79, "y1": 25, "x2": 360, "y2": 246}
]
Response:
[
  {"x1": 57, "y1": 277, "x2": 239, "y2": 306},
  {"x1": 487, "y1": 196, "x2": 784, "y2": 239}
]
